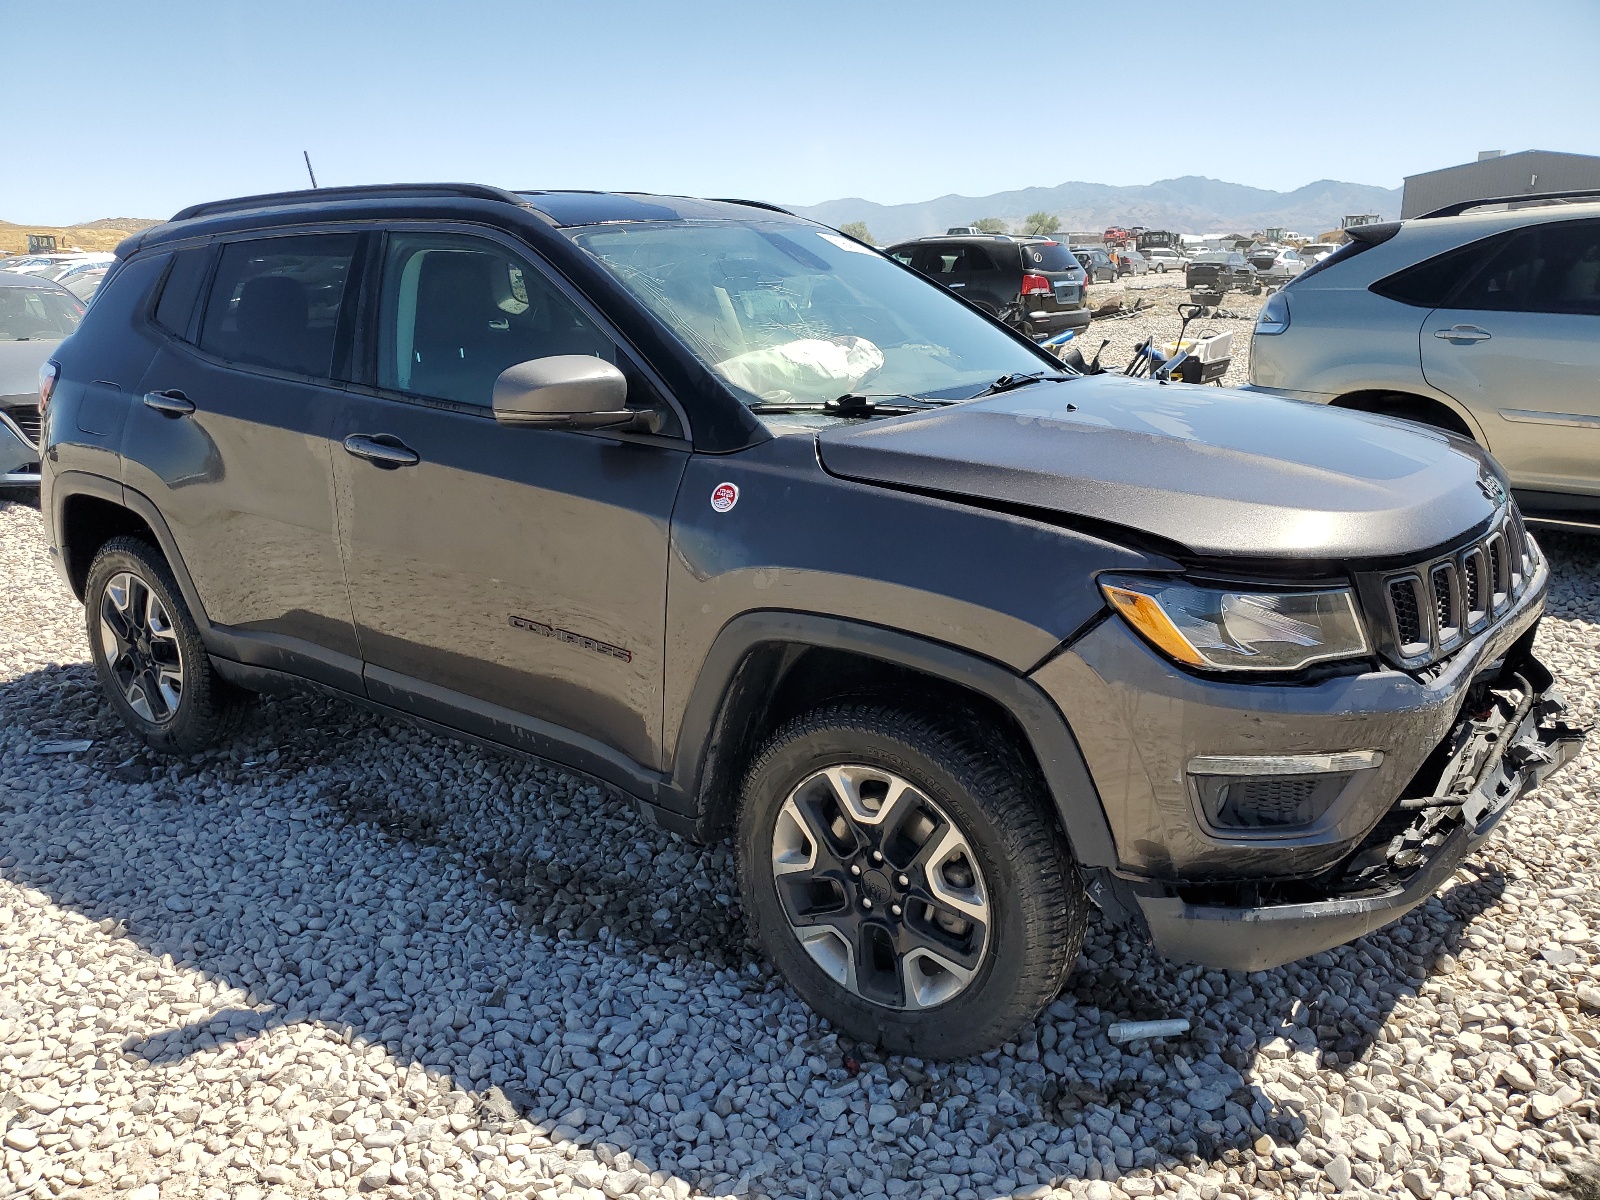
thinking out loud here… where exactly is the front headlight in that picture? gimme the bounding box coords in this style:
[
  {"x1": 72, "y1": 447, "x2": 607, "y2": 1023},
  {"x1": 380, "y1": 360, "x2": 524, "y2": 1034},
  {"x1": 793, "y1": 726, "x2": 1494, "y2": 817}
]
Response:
[{"x1": 1100, "y1": 575, "x2": 1369, "y2": 672}]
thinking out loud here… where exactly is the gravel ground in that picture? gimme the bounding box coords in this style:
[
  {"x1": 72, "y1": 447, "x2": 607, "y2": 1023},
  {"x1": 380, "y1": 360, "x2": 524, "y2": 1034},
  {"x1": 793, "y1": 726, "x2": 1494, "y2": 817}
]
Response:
[
  {"x1": 1, "y1": 487, "x2": 1599, "y2": 1200},
  {"x1": 1073, "y1": 274, "x2": 1265, "y2": 388}
]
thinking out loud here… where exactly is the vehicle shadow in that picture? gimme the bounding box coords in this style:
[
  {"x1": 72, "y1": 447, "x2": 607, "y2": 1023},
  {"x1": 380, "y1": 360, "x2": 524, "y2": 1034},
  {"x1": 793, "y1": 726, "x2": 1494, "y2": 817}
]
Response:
[{"x1": 0, "y1": 653, "x2": 1511, "y2": 1198}]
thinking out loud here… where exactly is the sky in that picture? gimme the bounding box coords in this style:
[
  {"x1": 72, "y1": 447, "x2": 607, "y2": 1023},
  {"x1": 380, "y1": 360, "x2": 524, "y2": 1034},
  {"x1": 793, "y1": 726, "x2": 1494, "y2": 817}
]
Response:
[{"x1": 5, "y1": 0, "x2": 1599, "y2": 225}]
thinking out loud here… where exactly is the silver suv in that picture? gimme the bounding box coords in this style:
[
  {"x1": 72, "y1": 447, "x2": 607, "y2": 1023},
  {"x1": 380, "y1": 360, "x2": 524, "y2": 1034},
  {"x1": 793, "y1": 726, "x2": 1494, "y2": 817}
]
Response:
[{"x1": 1246, "y1": 192, "x2": 1600, "y2": 529}]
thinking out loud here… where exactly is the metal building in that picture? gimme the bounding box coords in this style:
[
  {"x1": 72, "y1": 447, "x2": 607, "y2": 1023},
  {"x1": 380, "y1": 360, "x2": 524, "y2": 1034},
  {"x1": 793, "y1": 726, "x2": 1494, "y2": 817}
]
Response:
[{"x1": 1401, "y1": 150, "x2": 1600, "y2": 218}]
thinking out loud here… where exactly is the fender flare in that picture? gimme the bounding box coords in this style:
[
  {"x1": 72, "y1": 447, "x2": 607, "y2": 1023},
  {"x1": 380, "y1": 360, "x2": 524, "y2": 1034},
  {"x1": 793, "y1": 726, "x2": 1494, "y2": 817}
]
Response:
[
  {"x1": 667, "y1": 611, "x2": 1118, "y2": 868},
  {"x1": 52, "y1": 471, "x2": 217, "y2": 634}
]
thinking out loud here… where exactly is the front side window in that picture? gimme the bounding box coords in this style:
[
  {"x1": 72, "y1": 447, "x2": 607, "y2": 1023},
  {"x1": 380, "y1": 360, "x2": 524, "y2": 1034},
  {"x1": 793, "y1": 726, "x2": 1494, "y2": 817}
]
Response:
[
  {"x1": 198, "y1": 234, "x2": 356, "y2": 377},
  {"x1": 570, "y1": 219, "x2": 1052, "y2": 407},
  {"x1": 0, "y1": 284, "x2": 83, "y2": 340},
  {"x1": 376, "y1": 233, "x2": 617, "y2": 407}
]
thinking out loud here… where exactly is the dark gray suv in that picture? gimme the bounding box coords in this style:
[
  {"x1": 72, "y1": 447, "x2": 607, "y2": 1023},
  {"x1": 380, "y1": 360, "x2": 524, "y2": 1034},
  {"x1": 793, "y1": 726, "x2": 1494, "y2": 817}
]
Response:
[{"x1": 38, "y1": 184, "x2": 1582, "y2": 1058}]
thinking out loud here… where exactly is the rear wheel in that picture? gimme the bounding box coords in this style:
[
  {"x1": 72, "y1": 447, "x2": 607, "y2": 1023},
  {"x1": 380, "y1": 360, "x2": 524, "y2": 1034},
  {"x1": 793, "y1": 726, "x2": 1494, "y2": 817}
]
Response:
[
  {"x1": 737, "y1": 702, "x2": 1087, "y2": 1057},
  {"x1": 85, "y1": 537, "x2": 246, "y2": 754}
]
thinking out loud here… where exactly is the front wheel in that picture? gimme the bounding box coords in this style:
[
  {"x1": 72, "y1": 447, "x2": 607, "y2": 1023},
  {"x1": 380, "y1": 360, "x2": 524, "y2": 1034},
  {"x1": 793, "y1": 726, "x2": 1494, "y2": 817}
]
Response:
[
  {"x1": 85, "y1": 537, "x2": 247, "y2": 755},
  {"x1": 737, "y1": 703, "x2": 1087, "y2": 1058}
]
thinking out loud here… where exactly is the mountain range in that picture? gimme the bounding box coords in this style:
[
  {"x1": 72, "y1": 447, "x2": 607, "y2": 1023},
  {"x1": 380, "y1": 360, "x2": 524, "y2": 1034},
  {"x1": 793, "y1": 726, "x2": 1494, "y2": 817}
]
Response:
[{"x1": 788, "y1": 176, "x2": 1403, "y2": 244}]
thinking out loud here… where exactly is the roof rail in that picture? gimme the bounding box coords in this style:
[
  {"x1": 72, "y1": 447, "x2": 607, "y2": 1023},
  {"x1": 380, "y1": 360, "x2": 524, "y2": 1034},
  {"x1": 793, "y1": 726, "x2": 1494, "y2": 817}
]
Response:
[
  {"x1": 170, "y1": 183, "x2": 529, "y2": 222},
  {"x1": 1418, "y1": 188, "x2": 1600, "y2": 219},
  {"x1": 706, "y1": 198, "x2": 795, "y2": 216}
]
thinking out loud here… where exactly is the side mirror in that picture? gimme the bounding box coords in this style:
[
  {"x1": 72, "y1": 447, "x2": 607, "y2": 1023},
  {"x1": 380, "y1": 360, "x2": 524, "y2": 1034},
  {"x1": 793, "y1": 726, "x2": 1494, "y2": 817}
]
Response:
[{"x1": 491, "y1": 356, "x2": 658, "y2": 431}]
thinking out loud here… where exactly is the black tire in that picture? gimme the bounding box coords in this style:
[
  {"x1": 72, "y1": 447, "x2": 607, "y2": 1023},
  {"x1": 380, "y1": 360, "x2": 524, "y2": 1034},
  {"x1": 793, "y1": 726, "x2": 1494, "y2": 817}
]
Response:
[
  {"x1": 737, "y1": 702, "x2": 1087, "y2": 1058},
  {"x1": 84, "y1": 536, "x2": 247, "y2": 755}
]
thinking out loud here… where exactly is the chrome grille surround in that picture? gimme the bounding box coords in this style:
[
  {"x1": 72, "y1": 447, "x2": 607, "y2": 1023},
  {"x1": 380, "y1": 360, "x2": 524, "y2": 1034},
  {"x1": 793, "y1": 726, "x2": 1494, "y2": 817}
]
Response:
[{"x1": 1372, "y1": 508, "x2": 1535, "y2": 670}]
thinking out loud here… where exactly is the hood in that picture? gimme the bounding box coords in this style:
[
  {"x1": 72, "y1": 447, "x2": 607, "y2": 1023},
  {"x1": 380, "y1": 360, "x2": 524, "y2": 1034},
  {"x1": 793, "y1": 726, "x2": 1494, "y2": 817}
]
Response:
[
  {"x1": 0, "y1": 338, "x2": 61, "y2": 401},
  {"x1": 816, "y1": 375, "x2": 1501, "y2": 560}
]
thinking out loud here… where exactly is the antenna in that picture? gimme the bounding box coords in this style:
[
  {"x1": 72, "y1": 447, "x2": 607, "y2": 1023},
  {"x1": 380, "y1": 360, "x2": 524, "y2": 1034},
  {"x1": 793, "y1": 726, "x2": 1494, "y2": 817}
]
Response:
[{"x1": 303, "y1": 151, "x2": 319, "y2": 189}]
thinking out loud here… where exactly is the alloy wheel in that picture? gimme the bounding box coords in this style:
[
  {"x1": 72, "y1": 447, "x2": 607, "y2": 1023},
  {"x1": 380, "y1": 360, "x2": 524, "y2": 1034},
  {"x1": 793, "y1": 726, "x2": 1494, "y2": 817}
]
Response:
[
  {"x1": 99, "y1": 571, "x2": 184, "y2": 723},
  {"x1": 770, "y1": 765, "x2": 990, "y2": 1010}
]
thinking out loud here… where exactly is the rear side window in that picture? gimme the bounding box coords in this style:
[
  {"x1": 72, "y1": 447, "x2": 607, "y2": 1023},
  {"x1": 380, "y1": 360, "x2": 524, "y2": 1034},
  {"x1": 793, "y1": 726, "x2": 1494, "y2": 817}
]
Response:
[
  {"x1": 198, "y1": 234, "x2": 357, "y2": 377},
  {"x1": 1022, "y1": 242, "x2": 1076, "y2": 271},
  {"x1": 1448, "y1": 219, "x2": 1600, "y2": 316},
  {"x1": 153, "y1": 247, "x2": 211, "y2": 338},
  {"x1": 914, "y1": 244, "x2": 983, "y2": 274}
]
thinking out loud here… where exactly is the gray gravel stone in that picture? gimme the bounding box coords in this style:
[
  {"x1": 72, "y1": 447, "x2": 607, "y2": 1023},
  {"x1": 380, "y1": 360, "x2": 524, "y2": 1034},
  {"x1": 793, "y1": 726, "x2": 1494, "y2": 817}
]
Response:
[{"x1": 2, "y1": 501, "x2": 1600, "y2": 1200}]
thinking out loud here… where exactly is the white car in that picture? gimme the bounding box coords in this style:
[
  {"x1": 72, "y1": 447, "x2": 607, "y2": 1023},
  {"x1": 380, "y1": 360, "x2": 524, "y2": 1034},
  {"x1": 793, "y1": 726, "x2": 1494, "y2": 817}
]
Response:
[
  {"x1": 1143, "y1": 247, "x2": 1189, "y2": 273},
  {"x1": 1247, "y1": 245, "x2": 1306, "y2": 282},
  {"x1": 1247, "y1": 195, "x2": 1600, "y2": 525},
  {"x1": 34, "y1": 253, "x2": 115, "y2": 280}
]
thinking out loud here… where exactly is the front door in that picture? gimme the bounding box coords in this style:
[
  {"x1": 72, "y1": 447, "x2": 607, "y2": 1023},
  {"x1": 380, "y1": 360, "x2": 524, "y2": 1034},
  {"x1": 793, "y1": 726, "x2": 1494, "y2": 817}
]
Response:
[
  {"x1": 122, "y1": 232, "x2": 364, "y2": 688},
  {"x1": 1421, "y1": 218, "x2": 1600, "y2": 498},
  {"x1": 332, "y1": 229, "x2": 689, "y2": 779}
]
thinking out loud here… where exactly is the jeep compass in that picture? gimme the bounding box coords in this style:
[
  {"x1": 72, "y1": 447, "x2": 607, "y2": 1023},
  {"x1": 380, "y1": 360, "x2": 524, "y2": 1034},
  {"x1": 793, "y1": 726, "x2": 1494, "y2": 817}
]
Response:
[{"x1": 38, "y1": 184, "x2": 1582, "y2": 1057}]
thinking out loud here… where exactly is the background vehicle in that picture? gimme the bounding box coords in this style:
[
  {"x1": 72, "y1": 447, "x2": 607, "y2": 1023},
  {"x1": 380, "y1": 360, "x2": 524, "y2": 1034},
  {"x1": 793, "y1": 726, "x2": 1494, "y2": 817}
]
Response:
[
  {"x1": 1, "y1": 272, "x2": 84, "y2": 486},
  {"x1": 1114, "y1": 248, "x2": 1149, "y2": 276},
  {"x1": 39, "y1": 184, "x2": 1580, "y2": 1061},
  {"x1": 5, "y1": 252, "x2": 112, "y2": 278},
  {"x1": 1186, "y1": 250, "x2": 1258, "y2": 293},
  {"x1": 888, "y1": 233, "x2": 1090, "y2": 338},
  {"x1": 1302, "y1": 242, "x2": 1341, "y2": 265},
  {"x1": 1248, "y1": 192, "x2": 1600, "y2": 529},
  {"x1": 1144, "y1": 247, "x2": 1189, "y2": 272},
  {"x1": 1071, "y1": 245, "x2": 1117, "y2": 281},
  {"x1": 0, "y1": 256, "x2": 58, "y2": 274},
  {"x1": 54, "y1": 261, "x2": 111, "y2": 302},
  {"x1": 1248, "y1": 245, "x2": 1306, "y2": 281}
]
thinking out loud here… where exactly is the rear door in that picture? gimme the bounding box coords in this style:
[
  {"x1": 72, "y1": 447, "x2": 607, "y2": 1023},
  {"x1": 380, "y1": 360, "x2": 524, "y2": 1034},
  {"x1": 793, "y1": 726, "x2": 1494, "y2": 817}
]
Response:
[
  {"x1": 123, "y1": 231, "x2": 364, "y2": 688},
  {"x1": 331, "y1": 226, "x2": 689, "y2": 777},
  {"x1": 960, "y1": 243, "x2": 1015, "y2": 317},
  {"x1": 1421, "y1": 219, "x2": 1600, "y2": 496}
]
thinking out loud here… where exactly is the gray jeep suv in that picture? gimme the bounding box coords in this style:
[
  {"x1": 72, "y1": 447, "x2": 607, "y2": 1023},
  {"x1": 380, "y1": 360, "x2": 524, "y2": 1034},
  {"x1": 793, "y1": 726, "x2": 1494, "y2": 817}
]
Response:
[{"x1": 38, "y1": 184, "x2": 1582, "y2": 1058}]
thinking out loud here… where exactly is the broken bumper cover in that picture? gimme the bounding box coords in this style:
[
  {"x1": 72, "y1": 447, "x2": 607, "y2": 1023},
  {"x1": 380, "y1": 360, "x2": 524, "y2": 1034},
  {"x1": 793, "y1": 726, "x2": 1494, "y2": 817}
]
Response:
[{"x1": 1126, "y1": 660, "x2": 1585, "y2": 972}]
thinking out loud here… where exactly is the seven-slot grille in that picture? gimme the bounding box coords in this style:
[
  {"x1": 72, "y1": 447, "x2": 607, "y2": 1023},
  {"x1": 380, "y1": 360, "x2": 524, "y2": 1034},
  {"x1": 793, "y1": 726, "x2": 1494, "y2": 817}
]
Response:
[
  {"x1": 1382, "y1": 510, "x2": 1533, "y2": 666},
  {"x1": 1, "y1": 401, "x2": 41, "y2": 448}
]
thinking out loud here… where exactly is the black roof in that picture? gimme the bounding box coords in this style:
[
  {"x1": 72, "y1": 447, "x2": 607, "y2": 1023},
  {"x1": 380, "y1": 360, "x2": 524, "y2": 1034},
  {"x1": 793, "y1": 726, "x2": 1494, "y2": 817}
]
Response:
[{"x1": 166, "y1": 183, "x2": 795, "y2": 229}]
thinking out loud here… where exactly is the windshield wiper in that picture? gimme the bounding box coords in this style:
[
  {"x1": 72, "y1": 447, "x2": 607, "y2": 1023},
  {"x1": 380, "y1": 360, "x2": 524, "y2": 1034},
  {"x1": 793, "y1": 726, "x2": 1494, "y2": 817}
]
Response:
[
  {"x1": 747, "y1": 393, "x2": 955, "y2": 416},
  {"x1": 967, "y1": 371, "x2": 1071, "y2": 399}
]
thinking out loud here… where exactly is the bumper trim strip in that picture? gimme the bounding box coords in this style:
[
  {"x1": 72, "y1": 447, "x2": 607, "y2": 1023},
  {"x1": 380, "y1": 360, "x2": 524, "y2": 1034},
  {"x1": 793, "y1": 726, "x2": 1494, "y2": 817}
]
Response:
[{"x1": 1189, "y1": 750, "x2": 1384, "y2": 776}]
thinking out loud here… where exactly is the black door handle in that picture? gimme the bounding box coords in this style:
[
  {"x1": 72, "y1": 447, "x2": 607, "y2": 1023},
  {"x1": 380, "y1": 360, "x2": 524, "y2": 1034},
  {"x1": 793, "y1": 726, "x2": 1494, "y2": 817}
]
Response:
[
  {"x1": 343, "y1": 434, "x2": 420, "y2": 468},
  {"x1": 143, "y1": 390, "x2": 194, "y2": 416}
]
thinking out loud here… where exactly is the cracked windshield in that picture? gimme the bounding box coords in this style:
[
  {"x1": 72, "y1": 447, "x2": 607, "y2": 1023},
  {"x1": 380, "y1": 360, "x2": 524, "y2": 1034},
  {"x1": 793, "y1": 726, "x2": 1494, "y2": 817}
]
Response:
[{"x1": 570, "y1": 220, "x2": 1051, "y2": 410}]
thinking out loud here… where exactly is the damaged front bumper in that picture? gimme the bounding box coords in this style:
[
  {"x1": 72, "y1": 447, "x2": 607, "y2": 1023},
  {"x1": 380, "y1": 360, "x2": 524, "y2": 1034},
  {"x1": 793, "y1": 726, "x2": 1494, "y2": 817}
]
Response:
[{"x1": 1113, "y1": 653, "x2": 1585, "y2": 972}]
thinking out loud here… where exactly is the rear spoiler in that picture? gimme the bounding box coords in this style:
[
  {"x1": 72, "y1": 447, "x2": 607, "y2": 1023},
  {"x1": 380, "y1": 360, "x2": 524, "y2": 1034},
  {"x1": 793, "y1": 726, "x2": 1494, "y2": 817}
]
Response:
[{"x1": 1345, "y1": 222, "x2": 1401, "y2": 247}]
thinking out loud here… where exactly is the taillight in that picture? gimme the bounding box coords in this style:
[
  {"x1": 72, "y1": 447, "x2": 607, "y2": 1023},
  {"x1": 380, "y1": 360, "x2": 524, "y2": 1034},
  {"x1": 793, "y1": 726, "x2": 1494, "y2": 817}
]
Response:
[
  {"x1": 1020, "y1": 273, "x2": 1051, "y2": 296},
  {"x1": 39, "y1": 360, "x2": 59, "y2": 413}
]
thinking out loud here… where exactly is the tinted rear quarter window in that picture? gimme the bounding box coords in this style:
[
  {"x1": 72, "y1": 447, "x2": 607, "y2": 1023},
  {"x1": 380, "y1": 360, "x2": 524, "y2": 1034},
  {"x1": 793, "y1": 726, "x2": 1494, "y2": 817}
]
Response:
[
  {"x1": 153, "y1": 247, "x2": 212, "y2": 337},
  {"x1": 1021, "y1": 242, "x2": 1076, "y2": 271},
  {"x1": 198, "y1": 234, "x2": 358, "y2": 377},
  {"x1": 1369, "y1": 234, "x2": 1504, "y2": 307}
]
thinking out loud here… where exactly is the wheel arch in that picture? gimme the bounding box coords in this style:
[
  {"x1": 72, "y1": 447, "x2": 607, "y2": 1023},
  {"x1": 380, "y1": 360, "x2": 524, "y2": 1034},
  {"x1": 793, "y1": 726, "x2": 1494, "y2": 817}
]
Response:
[
  {"x1": 53, "y1": 473, "x2": 213, "y2": 635},
  {"x1": 667, "y1": 612, "x2": 1117, "y2": 869},
  {"x1": 1330, "y1": 388, "x2": 1484, "y2": 444}
]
